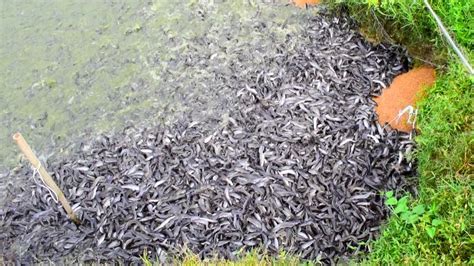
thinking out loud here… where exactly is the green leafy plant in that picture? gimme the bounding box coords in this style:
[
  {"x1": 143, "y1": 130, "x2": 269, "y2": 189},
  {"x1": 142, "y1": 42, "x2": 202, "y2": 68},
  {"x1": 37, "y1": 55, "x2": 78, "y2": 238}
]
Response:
[
  {"x1": 385, "y1": 191, "x2": 444, "y2": 239},
  {"x1": 385, "y1": 191, "x2": 451, "y2": 242},
  {"x1": 385, "y1": 191, "x2": 424, "y2": 224}
]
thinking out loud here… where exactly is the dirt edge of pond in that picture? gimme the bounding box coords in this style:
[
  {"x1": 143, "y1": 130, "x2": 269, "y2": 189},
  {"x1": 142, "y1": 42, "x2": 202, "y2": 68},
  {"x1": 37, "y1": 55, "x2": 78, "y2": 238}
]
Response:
[
  {"x1": 374, "y1": 66, "x2": 436, "y2": 132},
  {"x1": 293, "y1": 0, "x2": 321, "y2": 8}
]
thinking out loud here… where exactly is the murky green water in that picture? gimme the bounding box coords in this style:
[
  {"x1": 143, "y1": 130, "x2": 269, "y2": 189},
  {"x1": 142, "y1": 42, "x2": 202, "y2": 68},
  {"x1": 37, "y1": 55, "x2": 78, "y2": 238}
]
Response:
[{"x1": 0, "y1": 1, "x2": 310, "y2": 172}]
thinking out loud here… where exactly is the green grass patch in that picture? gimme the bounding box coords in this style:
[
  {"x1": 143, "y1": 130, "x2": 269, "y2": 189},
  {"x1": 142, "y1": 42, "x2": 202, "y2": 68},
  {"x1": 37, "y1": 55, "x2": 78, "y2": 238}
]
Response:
[
  {"x1": 363, "y1": 61, "x2": 473, "y2": 264},
  {"x1": 141, "y1": 249, "x2": 318, "y2": 266},
  {"x1": 327, "y1": 0, "x2": 473, "y2": 65}
]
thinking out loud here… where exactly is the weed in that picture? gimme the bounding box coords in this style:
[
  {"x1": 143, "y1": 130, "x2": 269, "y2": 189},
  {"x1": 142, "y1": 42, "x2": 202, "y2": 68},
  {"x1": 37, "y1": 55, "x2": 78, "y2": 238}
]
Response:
[
  {"x1": 325, "y1": 1, "x2": 473, "y2": 264},
  {"x1": 385, "y1": 191, "x2": 444, "y2": 239},
  {"x1": 363, "y1": 61, "x2": 473, "y2": 264},
  {"x1": 326, "y1": 0, "x2": 474, "y2": 65},
  {"x1": 141, "y1": 249, "x2": 153, "y2": 266}
]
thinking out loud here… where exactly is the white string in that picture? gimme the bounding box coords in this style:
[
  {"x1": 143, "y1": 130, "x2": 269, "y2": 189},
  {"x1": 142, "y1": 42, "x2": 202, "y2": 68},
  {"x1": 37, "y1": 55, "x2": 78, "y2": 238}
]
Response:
[
  {"x1": 395, "y1": 105, "x2": 416, "y2": 125},
  {"x1": 423, "y1": 0, "x2": 474, "y2": 75},
  {"x1": 382, "y1": 105, "x2": 417, "y2": 132},
  {"x1": 32, "y1": 161, "x2": 59, "y2": 204}
]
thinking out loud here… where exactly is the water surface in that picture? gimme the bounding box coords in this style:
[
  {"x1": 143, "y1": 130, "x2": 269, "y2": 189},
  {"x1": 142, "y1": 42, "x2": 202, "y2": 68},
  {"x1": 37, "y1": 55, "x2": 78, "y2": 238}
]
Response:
[{"x1": 1, "y1": 1, "x2": 307, "y2": 172}]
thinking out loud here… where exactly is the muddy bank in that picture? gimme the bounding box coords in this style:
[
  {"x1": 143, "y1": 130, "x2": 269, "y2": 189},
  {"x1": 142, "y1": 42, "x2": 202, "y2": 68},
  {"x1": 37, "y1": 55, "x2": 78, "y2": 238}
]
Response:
[{"x1": 374, "y1": 67, "x2": 436, "y2": 132}]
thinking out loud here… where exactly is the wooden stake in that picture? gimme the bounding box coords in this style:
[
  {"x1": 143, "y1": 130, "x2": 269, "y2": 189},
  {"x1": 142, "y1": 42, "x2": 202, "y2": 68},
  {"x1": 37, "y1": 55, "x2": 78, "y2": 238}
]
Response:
[{"x1": 13, "y1": 132, "x2": 80, "y2": 224}]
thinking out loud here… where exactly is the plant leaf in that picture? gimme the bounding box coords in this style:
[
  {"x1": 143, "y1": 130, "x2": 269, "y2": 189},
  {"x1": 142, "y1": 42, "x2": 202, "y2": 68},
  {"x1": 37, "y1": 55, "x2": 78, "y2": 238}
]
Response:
[
  {"x1": 385, "y1": 191, "x2": 394, "y2": 198},
  {"x1": 426, "y1": 227, "x2": 436, "y2": 238},
  {"x1": 398, "y1": 196, "x2": 409, "y2": 206},
  {"x1": 400, "y1": 212, "x2": 410, "y2": 221},
  {"x1": 432, "y1": 219, "x2": 443, "y2": 226},
  {"x1": 412, "y1": 205, "x2": 425, "y2": 215},
  {"x1": 386, "y1": 197, "x2": 397, "y2": 206},
  {"x1": 408, "y1": 214, "x2": 420, "y2": 224},
  {"x1": 394, "y1": 202, "x2": 408, "y2": 214}
]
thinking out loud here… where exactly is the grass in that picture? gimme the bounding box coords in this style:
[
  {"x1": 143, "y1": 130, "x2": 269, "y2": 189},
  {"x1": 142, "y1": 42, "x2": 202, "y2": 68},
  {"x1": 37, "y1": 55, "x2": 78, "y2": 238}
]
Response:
[
  {"x1": 363, "y1": 61, "x2": 473, "y2": 264},
  {"x1": 328, "y1": 0, "x2": 473, "y2": 65},
  {"x1": 142, "y1": 249, "x2": 316, "y2": 266},
  {"x1": 328, "y1": 0, "x2": 473, "y2": 264},
  {"x1": 142, "y1": 1, "x2": 473, "y2": 264}
]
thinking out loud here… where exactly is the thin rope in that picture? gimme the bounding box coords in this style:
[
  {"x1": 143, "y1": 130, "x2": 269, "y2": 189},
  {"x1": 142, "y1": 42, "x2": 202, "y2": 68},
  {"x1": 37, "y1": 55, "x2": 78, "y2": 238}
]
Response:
[
  {"x1": 369, "y1": 6, "x2": 442, "y2": 69},
  {"x1": 32, "y1": 161, "x2": 58, "y2": 203},
  {"x1": 423, "y1": 0, "x2": 474, "y2": 75},
  {"x1": 382, "y1": 105, "x2": 417, "y2": 133}
]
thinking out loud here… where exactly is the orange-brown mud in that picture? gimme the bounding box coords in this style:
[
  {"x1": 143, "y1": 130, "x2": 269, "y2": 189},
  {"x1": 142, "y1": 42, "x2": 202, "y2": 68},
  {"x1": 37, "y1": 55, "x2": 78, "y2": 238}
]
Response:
[
  {"x1": 374, "y1": 67, "x2": 436, "y2": 132},
  {"x1": 293, "y1": 0, "x2": 321, "y2": 8}
]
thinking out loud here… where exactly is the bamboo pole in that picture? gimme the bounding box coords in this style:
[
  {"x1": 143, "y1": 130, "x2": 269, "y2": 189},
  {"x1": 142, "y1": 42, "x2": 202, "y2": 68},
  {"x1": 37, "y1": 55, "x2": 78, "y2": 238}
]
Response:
[{"x1": 13, "y1": 132, "x2": 80, "y2": 224}]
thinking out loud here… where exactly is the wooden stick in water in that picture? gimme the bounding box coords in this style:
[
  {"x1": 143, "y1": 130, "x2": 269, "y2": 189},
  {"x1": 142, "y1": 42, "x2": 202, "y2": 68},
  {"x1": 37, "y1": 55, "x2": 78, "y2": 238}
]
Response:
[{"x1": 13, "y1": 132, "x2": 80, "y2": 224}]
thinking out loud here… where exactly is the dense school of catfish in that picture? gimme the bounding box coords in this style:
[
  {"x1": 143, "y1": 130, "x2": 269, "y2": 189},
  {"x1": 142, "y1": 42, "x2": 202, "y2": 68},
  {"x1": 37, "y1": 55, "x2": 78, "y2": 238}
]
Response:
[{"x1": 0, "y1": 11, "x2": 416, "y2": 264}]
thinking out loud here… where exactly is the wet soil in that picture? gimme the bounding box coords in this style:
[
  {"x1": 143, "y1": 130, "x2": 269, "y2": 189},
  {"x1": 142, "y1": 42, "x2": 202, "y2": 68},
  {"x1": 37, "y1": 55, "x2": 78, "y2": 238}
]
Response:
[
  {"x1": 293, "y1": 0, "x2": 321, "y2": 8},
  {"x1": 374, "y1": 67, "x2": 436, "y2": 132}
]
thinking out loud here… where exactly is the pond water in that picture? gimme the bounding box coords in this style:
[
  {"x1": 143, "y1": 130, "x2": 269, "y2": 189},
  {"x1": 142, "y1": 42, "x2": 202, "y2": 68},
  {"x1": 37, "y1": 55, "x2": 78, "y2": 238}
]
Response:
[{"x1": 0, "y1": 0, "x2": 307, "y2": 172}]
